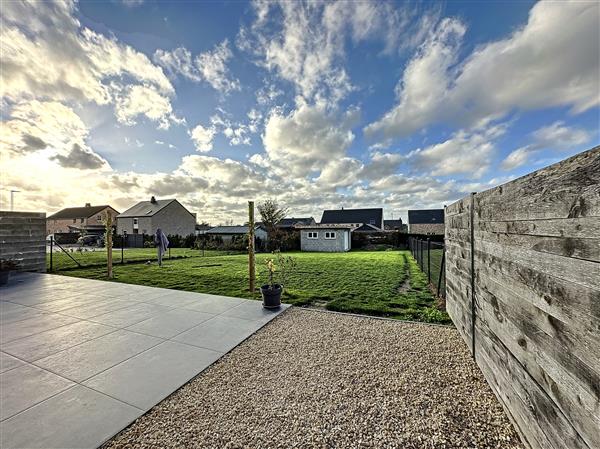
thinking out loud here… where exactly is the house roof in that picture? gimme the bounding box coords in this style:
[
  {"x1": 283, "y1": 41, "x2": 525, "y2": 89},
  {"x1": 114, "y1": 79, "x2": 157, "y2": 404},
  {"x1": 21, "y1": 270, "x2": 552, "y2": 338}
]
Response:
[
  {"x1": 277, "y1": 217, "x2": 315, "y2": 228},
  {"x1": 320, "y1": 208, "x2": 383, "y2": 226},
  {"x1": 206, "y1": 225, "x2": 264, "y2": 235},
  {"x1": 353, "y1": 223, "x2": 382, "y2": 232},
  {"x1": 384, "y1": 219, "x2": 403, "y2": 229},
  {"x1": 117, "y1": 199, "x2": 176, "y2": 218},
  {"x1": 295, "y1": 224, "x2": 354, "y2": 229},
  {"x1": 408, "y1": 209, "x2": 445, "y2": 224},
  {"x1": 48, "y1": 205, "x2": 116, "y2": 220}
]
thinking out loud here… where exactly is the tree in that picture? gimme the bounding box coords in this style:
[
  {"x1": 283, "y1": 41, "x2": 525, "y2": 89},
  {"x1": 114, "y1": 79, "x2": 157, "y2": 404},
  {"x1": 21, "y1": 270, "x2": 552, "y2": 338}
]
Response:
[{"x1": 258, "y1": 199, "x2": 288, "y2": 251}]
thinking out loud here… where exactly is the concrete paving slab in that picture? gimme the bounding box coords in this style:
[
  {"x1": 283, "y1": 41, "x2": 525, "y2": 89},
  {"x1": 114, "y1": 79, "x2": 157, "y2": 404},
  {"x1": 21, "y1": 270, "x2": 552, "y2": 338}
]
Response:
[
  {"x1": 0, "y1": 304, "x2": 50, "y2": 325},
  {"x1": 0, "y1": 363, "x2": 74, "y2": 420},
  {"x1": 83, "y1": 341, "x2": 223, "y2": 410},
  {"x1": 126, "y1": 308, "x2": 216, "y2": 338},
  {"x1": 89, "y1": 302, "x2": 174, "y2": 328},
  {"x1": 2, "y1": 321, "x2": 116, "y2": 362},
  {"x1": 0, "y1": 386, "x2": 141, "y2": 449},
  {"x1": 0, "y1": 351, "x2": 25, "y2": 373},
  {"x1": 182, "y1": 294, "x2": 246, "y2": 314},
  {"x1": 173, "y1": 315, "x2": 261, "y2": 352},
  {"x1": 33, "y1": 330, "x2": 162, "y2": 383},
  {"x1": 0, "y1": 313, "x2": 79, "y2": 344},
  {"x1": 57, "y1": 298, "x2": 133, "y2": 320},
  {"x1": 222, "y1": 300, "x2": 289, "y2": 322}
]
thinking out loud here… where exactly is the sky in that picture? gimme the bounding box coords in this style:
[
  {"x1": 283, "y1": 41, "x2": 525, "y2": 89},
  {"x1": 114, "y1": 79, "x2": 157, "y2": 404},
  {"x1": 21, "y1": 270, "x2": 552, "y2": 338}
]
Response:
[{"x1": 1, "y1": 0, "x2": 599, "y2": 225}]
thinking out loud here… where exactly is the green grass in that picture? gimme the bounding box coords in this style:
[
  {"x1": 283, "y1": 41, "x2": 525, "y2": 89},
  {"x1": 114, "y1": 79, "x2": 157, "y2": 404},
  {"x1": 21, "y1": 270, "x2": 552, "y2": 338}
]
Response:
[{"x1": 56, "y1": 250, "x2": 451, "y2": 324}]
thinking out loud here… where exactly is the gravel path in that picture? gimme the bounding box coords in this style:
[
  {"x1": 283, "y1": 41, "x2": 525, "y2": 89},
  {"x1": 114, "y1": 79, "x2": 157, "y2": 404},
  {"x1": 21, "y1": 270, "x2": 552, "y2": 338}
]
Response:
[{"x1": 103, "y1": 308, "x2": 523, "y2": 449}]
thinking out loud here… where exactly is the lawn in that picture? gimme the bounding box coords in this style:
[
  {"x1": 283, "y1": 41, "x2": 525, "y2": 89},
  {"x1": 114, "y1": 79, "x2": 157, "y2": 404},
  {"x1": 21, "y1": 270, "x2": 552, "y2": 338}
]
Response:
[{"x1": 56, "y1": 250, "x2": 450, "y2": 324}]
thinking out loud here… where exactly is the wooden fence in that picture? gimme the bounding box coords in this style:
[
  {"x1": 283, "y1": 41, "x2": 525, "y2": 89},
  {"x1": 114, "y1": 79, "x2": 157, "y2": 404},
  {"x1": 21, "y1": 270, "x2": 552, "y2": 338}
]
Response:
[
  {"x1": 445, "y1": 147, "x2": 599, "y2": 449},
  {"x1": 0, "y1": 211, "x2": 47, "y2": 273}
]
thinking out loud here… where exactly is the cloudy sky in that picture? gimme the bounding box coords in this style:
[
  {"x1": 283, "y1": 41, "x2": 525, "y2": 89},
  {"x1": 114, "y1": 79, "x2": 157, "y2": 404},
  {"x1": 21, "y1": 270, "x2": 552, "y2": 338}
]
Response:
[{"x1": 1, "y1": 0, "x2": 598, "y2": 224}]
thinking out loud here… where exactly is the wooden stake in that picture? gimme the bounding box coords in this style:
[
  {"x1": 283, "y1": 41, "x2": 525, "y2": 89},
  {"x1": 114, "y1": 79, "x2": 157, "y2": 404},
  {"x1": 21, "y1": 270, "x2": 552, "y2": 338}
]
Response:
[
  {"x1": 105, "y1": 212, "x2": 113, "y2": 278},
  {"x1": 248, "y1": 201, "x2": 255, "y2": 294}
]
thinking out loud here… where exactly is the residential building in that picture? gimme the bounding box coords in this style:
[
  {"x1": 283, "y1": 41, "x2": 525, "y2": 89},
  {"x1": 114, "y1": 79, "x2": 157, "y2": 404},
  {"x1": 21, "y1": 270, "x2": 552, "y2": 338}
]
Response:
[
  {"x1": 46, "y1": 204, "x2": 119, "y2": 235},
  {"x1": 408, "y1": 209, "x2": 445, "y2": 235},
  {"x1": 195, "y1": 223, "x2": 212, "y2": 235},
  {"x1": 296, "y1": 224, "x2": 352, "y2": 252},
  {"x1": 117, "y1": 197, "x2": 196, "y2": 236},
  {"x1": 384, "y1": 219, "x2": 405, "y2": 231},
  {"x1": 205, "y1": 225, "x2": 268, "y2": 245},
  {"x1": 320, "y1": 208, "x2": 384, "y2": 230},
  {"x1": 276, "y1": 217, "x2": 316, "y2": 231}
]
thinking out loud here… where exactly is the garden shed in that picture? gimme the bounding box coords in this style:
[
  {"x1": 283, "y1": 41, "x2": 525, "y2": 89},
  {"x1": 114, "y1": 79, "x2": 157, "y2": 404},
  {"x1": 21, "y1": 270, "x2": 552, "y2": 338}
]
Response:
[{"x1": 296, "y1": 224, "x2": 353, "y2": 252}]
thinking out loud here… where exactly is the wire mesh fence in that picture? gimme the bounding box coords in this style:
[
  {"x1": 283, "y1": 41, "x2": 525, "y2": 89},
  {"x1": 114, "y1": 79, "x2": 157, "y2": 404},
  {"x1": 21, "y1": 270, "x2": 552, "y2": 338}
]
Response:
[
  {"x1": 408, "y1": 237, "x2": 445, "y2": 298},
  {"x1": 46, "y1": 235, "x2": 245, "y2": 272}
]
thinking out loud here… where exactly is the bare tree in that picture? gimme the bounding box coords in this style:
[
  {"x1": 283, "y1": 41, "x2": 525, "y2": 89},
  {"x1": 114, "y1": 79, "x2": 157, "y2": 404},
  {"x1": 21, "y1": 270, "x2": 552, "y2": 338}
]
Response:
[{"x1": 258, "y1": 199, "x2": 288, "y2": 250}]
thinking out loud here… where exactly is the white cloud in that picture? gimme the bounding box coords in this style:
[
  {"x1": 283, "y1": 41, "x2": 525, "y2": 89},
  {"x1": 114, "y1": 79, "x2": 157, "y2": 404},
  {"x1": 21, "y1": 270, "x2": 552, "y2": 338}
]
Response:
[
  {"x1": 190, "y1": 124, "x2": 217, "y2": 152},
  {"x1": 0, "y1": 1, "x2": 178, "y2": 128},
  {"x1": 502, "y1": 121, "x2": 592, "y2": 170},
  {"x1": 262, "y1": 101, "x2": 358, "y2": 178},
  {"x1": 409, "y1": 124, "x2": 507, "y2": 178},
  {"x1": 365, "y1": 1, "x2": 600, "y2": 141},
  {"x1": 114, "y1": 85, "x2": 182, "y2": 129},
  {"x1": 154, "y1": 40, "x2": 240, "y2": 94},
  {"x1": 240, "y1": 0, "x2": 437, "y2": 103}
]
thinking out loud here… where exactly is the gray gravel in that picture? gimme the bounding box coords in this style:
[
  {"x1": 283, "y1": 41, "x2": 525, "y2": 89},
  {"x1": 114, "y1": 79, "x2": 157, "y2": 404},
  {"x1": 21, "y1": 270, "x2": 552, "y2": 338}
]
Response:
[{"x1": 103, "y1": 308, "x2": 523, "y2": 449}]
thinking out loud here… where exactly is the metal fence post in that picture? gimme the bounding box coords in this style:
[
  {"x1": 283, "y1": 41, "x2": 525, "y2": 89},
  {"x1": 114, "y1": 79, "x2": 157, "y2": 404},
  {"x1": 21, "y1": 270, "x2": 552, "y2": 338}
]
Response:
[
  {"x1": 121, "y1": 234, "x2": 124, "y2": 264},
  {"x1": 49, "y1": 236, "x2": 53, "y2": 272},
  {"x1": 427, "y1": 238, "x2": 431, "y2": 284},
  {"x1": 437, "y1": 246, "x2": 445, "y2": 298}
]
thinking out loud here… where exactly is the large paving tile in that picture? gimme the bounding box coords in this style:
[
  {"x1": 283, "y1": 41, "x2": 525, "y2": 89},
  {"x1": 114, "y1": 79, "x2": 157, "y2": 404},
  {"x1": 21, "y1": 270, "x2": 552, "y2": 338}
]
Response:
[
  {"x1": 34, "y1": 330, "x2": 162, "y2": 382},
  {"x1": 33, "y1": 295, "x2": 96, "y2": 312},
  {"x1": 0, "y1": 303, "x2": 50, "y2": 325},
  {"x1": 0, "y1": 364, "x2": 74, "y2": 420},
  {"x1": 2, "y1": 321, "x2": 116, "y2": 362},
  {"x1": 126, "y1": 308, "x2": 216, "y2": 338},
  {"x1": 0, "y1": 385, "x2": 141, "y2": 449},
  {"x1": 83, "y1": 340, "x2": 222, "y2": 410},
  {"x1": 173, "y1": 315, "x2": 262, "y2": 352},
  {"x1": 3, "y1": 288, "x2": 81, "y2": 307},
  {"x1": 0, "y1": 313, "x2": 79, "y2": 344},
  {"x1": 221, "y1": 299, "x2": 287, "y2": 322},
  {"x1": 90, "y1": 302, "x2": 174, "y2": 328},
  {"x1": 0, "y1": 351, "x2": 25, "y2": 373},
  {"x1": 57, "y1": 298, "x2": 133, "y2": 319},
  {"x1": 182, "y1": 294, "x2": 246, "y2": 314}
]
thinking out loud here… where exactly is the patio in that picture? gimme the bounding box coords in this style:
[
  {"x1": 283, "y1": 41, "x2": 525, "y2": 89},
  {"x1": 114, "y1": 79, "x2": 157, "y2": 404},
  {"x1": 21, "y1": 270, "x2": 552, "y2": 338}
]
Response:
[{"x1": 0, "y1": 273, "x2": 288, "y2": 449}]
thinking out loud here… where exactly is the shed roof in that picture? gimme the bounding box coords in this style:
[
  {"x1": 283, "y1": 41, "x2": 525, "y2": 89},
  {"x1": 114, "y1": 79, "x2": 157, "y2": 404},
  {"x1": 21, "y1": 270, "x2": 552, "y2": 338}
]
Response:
[
  {"x1": 277, "y1": 217, "x2": 315, "y2": 228},
  {"x1": 48, "y1": 205, "x2": 116, "y2": 220},
  {"x1": 206, "y1": 225, "x2": 264, "y2": 235},
  {"x1": 118, "y1": 198, "x2": 175, "y2": 218},
  {"x1": 407, "y1": 209, "x2": 445, "y2": 224}
]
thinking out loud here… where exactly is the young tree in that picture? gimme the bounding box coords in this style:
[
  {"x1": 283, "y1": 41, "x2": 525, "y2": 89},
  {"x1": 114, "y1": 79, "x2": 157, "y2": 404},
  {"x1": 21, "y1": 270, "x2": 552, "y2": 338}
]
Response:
[{"x1": 258, "y1": 199, "x2": 288, "y2": 251}]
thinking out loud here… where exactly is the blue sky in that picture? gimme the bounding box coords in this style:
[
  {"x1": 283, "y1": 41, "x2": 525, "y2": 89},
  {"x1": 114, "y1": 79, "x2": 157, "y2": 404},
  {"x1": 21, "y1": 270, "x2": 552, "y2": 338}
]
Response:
[{"x1": 2, "y1": 0, "x2": 598, "y2": 223}]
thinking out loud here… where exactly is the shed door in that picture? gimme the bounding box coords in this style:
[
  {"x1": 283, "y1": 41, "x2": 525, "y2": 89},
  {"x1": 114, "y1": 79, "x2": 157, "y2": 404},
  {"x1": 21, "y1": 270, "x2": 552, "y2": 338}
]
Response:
[{"x1": 344, "y1": 230, "x2": 349, "y2": 250}]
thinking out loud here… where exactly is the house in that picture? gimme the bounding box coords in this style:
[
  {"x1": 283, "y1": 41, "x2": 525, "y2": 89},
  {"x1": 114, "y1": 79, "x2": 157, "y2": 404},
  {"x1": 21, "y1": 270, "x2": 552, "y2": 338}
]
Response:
[
  {"x1": 408, "y1": 209, "x2": 445, "y2": 235},
  {"x1": 46, "y1": 204, "x2": 119, "y2": 236},
  {"x1": 205, "y1": 225, "x2": 268, "y2": 245},
  {"x1": 352, "y1": 223, "x2": 382, "y2": 234},
  {"x1": 384, "y1": 219, "x2": 405, "y2": 231},
  {"x1": 296, "y1": 224, "x2": 353, "y2": 252},
  {"x1": 195, "y1": 223, "x2": 212, "y2": 235},
  {"x1": 320, "y1": 208, "x2": 384, "y2": 230},
  {"x1": 117, "y1": 197, "x2": 196, "y2": 236},
  {"x1": 276, "y1": 217, "x2": 316, "y2": 231}
]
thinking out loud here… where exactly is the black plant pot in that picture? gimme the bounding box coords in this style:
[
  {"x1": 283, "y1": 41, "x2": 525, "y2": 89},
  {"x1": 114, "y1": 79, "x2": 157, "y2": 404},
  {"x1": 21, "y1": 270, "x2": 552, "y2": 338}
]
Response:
[
  {"x1": 260, "y1": 284, "x2": 282, "y2": 309},
  {"x1": 0, "y1": 271, "x2": 10, "y2": 287}
]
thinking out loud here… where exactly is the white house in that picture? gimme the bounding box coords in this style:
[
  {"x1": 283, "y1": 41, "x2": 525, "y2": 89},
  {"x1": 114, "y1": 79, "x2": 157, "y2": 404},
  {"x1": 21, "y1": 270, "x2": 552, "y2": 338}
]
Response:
[{"x1": 296, "y1": 224, "x2": 353, "y2": 252}]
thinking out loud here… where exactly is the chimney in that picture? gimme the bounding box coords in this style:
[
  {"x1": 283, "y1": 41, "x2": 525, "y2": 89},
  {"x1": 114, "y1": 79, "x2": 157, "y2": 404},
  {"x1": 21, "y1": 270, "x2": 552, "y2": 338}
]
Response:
[
  {"x1": 85, "y1": 203, "x2": 91, "y2": 207},
  {"x1": 150, "y1": 196, "x2": 157, "y2": 204}
]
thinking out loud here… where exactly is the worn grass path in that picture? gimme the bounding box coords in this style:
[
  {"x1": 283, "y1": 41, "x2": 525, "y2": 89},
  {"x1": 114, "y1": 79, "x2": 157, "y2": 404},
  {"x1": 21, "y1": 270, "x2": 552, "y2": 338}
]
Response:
[{"x1": 58, "y1": 250, "x2": 450, "y2": 324}]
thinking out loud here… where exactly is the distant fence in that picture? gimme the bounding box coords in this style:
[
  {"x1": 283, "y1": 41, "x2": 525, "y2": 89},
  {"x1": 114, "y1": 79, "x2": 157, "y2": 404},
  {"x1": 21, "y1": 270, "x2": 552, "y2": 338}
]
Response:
[
  {"x1": 408, "y1": 237, "x2": 445, "y2": 298},
  {"x1": 445, "y1": 147, "x2": 600, "y2": 449},
  {"x1": 0, "y1": 211, "x2": 46, "y2": 273}
]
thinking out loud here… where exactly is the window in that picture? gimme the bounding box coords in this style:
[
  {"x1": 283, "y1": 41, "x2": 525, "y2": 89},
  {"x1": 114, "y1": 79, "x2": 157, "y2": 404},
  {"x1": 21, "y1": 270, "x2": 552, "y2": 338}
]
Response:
[
  {"x1": 96, "y1": 215, "x2": 102, "y2": 222},
  {"x1": 325, "y1": 232, "x2": 336, "y2": 239},
  {"x1": 307, "y1": 231, "x2": 318, "y2": 239},
  {"x1": 72, "y1": 219, "x2": 76, "y2": 223},
  {"x1": 80, "y1": 218, "x2": 84, "y2": 223},
  {"x1": 369, "y1": 219, "x2": 376, "y2": 225}
]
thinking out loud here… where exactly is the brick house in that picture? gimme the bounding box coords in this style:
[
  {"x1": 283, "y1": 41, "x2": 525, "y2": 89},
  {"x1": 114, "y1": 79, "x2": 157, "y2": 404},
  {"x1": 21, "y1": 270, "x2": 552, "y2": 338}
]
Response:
[
  {"x1": 408, "y1": 209, "x2": 445, "y2": 235},
  {"x1": 116, "y1": 197, "x2": 196, "y2": 237},
  {"x1": 46, "y1": 204, "x2": 119, "y2": 236}
]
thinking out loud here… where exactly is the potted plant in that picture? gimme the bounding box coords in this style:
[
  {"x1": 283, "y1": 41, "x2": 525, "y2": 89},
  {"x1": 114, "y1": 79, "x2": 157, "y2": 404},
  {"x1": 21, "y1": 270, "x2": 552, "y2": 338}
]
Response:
[
  {"x1": 0, "y1": 258, "x2": 19, "y2": 286},
  {"x1": 260, "y1": 252, "x2": 296, "y2": 309}
]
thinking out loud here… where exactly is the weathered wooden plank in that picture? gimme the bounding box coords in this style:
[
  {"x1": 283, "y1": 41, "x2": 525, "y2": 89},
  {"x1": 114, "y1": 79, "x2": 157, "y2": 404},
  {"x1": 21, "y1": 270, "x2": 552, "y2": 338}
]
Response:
[
  {"x1": 476, "y1": 323, "x2": 590, "y2": 449},
  {"x1": 474, "y1": 229, "x2": 600, "y2": 262},
  {"x1": 476, "y1": 277, "x2": 600, "y2": 447},
  {"x1": 478, "y1": 217, "x2": 600, "y2": 239},
  {"x1": 475, "y1": 148, "x2": 600, "y2": 221},
  {"x1": 477, "y1": 239, "x2": 599, "y2": 291}
]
